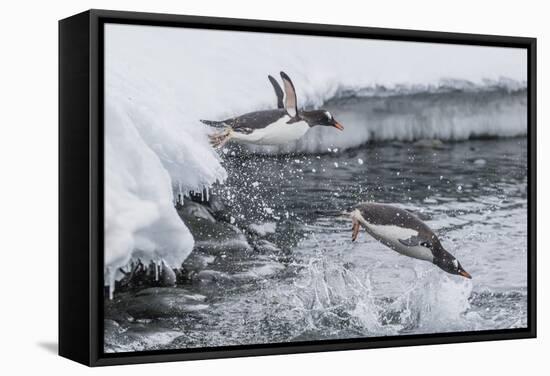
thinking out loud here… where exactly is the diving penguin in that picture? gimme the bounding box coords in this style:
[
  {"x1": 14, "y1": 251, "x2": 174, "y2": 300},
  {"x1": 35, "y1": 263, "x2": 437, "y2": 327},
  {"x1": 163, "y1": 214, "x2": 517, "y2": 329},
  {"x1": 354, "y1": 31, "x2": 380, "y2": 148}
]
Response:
[
  {"x1": 201, "y1": 72, "x2": 344, "y2": 148},
  {"x1": 348, "y1": 203, "x2": 472, "y2": 279}
]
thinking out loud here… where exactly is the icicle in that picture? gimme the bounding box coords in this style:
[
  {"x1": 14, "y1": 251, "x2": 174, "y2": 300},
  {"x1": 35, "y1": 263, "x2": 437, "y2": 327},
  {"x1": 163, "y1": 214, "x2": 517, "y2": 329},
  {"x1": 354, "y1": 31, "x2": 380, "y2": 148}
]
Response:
[
  {"x1": 155, "y1": 260, "x2": 159, "y2": 281},
  {"x1": 205, "y1": 185, "x2": 209, "y2": 202},
  {"x1": 107, "y1": 267, "x2": 115, "y2": 300}
]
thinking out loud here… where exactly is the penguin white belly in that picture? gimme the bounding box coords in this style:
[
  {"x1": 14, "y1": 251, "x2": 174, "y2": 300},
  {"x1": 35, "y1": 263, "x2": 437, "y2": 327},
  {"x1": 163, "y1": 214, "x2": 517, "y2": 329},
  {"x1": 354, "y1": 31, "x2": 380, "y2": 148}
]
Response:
[
  {"x1": 373, "y1": 234, "x2": 434, "y2": 262},
  {"x1": 352, "y1": 211, "x2": 434, "y2": 262},
  {"x1": 233, "y1": 117, "x2": 310, "y2": 145}
]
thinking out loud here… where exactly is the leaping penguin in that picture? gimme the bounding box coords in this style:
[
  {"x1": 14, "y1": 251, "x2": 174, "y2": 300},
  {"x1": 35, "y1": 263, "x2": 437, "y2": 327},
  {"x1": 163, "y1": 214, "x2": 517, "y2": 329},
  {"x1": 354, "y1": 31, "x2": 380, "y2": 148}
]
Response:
[
  {"x1": 201, "y1": 72, "x2": 344, "y2": 148},
  {"x1": 348, "y1": 203, "x2": 472, "y2": 279}
]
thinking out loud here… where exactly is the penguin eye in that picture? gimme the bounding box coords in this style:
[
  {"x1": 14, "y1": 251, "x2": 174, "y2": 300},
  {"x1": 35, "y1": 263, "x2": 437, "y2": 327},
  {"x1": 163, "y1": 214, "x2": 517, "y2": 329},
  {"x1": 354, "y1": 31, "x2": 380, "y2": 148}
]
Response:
[
  {"x1": 452, "y1": 259, "x2": 458, "y2": 268},
  {"x1": 420, "y1": 241, "x2": 432, "y2": 248},
  {"x1": 324, "y1": 111, "x2": 332, "y2": 120}
]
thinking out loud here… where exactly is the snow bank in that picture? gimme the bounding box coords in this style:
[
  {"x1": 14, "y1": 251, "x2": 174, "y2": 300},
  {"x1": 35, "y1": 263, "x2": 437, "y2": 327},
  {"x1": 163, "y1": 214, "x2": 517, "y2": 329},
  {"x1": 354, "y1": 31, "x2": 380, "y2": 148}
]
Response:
[{"x1": 104, "y1": 102, "x2": 196, "y2": 291}]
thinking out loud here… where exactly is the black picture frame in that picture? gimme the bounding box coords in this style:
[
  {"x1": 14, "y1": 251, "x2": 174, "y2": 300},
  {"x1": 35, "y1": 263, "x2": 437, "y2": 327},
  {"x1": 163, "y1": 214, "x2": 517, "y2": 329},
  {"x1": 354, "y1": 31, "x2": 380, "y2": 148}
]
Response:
[{"x1": 59, "y1": 9, "x2": 537, "y2": 367}]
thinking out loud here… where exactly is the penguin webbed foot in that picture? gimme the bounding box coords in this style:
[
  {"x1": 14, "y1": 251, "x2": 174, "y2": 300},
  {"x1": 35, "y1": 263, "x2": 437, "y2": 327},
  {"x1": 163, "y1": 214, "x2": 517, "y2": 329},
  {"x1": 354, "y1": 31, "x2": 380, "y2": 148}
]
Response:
[
  {"x1": 208, "y1": 128, "x2": 232, "y2": 149},
  {"x1": 351, "y1": 222, "x2": 360, "y2": 242}
]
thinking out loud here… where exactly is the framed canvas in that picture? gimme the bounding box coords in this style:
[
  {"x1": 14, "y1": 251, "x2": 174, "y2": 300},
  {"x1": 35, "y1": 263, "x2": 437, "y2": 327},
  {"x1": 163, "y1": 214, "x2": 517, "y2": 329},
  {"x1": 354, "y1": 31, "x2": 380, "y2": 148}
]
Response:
[{"x1": 59, "y1": 9, "x2": 536, "y2": 366}]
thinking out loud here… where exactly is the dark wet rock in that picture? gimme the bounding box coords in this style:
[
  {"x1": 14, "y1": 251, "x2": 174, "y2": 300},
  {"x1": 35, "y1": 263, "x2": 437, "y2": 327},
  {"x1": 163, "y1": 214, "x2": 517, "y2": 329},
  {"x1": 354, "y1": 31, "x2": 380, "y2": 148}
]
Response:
[
  {"x1": 195, "y1": 262, "x2": 285, "y2": 285},
  {"x1": 116, "y1": 259, "x2": 177, "y2": 292},
  {"x1": 194, "y1": 235, "x2": 251, "y2": 255},
  {"x1": 179, "y1": 252, "x2": 216, "y2": 282},
  {"x1": 105, "y1": 287, "x2": 209, "y2": 321},
  {"x1": 413, "y1": 139, "x2": 445, "y2": 149},
  {"x1": 234, "y1": 262, "x2": 285, "y2": 280},
  {"x1": 193, "y1": 223, "x2": 252, "y2": 253},
  {"x1": 104, "y1": 319, "x2": 122, "y2": 332},
  {"x1": 123, "y1": 288, "x2": 208, "y2": 318},
  {"x1": 160, "y1": 261, "x2": 177, "y2": 286},
  {"x1": 390, "y1": 141, "x2": 405, "y2": 148},
  {"x1": 195, "y1": 269, "x2": 233, "y2": 284},
  {"x1": 172, "y1": 195, "x2": 285, "y2": 290},
  {"x1": 104, "y1": 319, "x2": 182, "y2": 352},
  {"x1": 181, "y1": 194, "x2": 231, "y2": 222},
  {"x1": 145, "y1": 260, "x2": 177, "y2": 287},
  {"x1": 253, "y1": 239, "x2": 282, "y2": 254},
  {"x1": 134, "y1": 287, "x2": 205, "y2": 299},
  {"x1": 116, "y1": 261, "x2": 147, "y2": 290},
  {"x1": 104, "y1": 319, "x2": 125, "y2": 351},
  {"x1": 104, "y1": 299, "x2": 135, "y2": 323},
  {"x1": 177, "y1": 201, "x2": 252, "y2": 255},
  {"x1": 247, "y1": 222, "x2": 277, "y2": 237},
  {"x1": 206, "y1": 194, "x2": 231, "y2": 222},
  {"x1": 178, "y1": 200, "x2": 216, "y2": 223}
]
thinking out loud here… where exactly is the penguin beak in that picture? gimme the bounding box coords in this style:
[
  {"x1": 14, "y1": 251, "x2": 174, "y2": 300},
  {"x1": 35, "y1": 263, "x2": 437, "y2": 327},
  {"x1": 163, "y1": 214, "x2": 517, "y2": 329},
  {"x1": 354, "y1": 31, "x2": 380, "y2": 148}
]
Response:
[
  {"x1": 458, "y1": 268, "x2": 472, "y2": 279},
  {"x1": 333, "y1": 121, "x2": 344, "y2": 131}
]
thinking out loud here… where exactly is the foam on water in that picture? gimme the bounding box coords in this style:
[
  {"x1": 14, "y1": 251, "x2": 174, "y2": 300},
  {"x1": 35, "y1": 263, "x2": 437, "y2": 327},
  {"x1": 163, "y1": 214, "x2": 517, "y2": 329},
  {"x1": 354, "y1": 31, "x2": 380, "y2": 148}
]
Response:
[
  {"x1": 393, "y1": 271, "x2": 474, "y2": 333},
  {"x1": 290, "y1": 257, "x2": 386, "y2": 336},
  {"x1": 272, "y1": 234, "x2": 477, "y2": 339}
]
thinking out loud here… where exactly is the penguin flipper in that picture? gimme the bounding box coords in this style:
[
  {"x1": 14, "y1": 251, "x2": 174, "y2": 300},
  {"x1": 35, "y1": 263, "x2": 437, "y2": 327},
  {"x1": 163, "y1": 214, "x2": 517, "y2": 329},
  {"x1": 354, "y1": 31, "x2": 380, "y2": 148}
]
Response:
[
  {"x1": 398, "y1": 236, "x2": 432, "y2": 248},
  {"x1": 268, "y1": 75, "x2": 284, "y2": 109},
  {"x1": 286, "y1": 117, "x2": 302, "y2": 124},
  {"x1": 280, "y1": 71, "x2": 298, "y2": 117}
]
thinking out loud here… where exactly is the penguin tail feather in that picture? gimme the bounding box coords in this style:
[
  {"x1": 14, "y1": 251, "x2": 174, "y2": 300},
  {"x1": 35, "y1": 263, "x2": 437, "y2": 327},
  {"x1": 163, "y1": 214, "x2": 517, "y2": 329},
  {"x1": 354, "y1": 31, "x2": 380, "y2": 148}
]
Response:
[
  {"x1": 322, "y1": 210, "x2": 353, "y2": 219},
  {"x1": 200, "y1": 119, "x2": 227, "y2": 128}
]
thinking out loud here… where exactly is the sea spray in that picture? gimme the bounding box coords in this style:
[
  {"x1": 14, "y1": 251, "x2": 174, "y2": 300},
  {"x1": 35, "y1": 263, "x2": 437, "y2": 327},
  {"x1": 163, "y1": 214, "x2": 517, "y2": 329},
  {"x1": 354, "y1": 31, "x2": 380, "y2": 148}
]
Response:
[{"x1": 393, "y1": 269, "x2": 474, "y2": 333}]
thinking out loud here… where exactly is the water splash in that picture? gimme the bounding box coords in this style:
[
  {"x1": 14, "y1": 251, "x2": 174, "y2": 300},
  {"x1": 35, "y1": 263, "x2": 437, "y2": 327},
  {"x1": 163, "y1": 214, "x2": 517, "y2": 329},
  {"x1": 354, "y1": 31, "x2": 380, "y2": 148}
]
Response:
[{"x1": 390, "y1": 270, "x2": 474, "y2": 333}]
